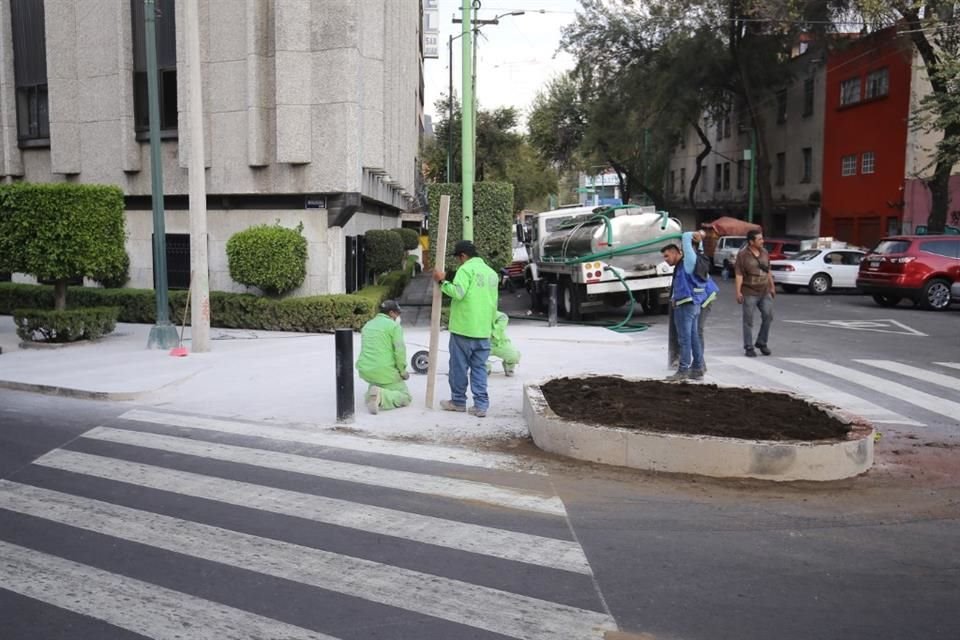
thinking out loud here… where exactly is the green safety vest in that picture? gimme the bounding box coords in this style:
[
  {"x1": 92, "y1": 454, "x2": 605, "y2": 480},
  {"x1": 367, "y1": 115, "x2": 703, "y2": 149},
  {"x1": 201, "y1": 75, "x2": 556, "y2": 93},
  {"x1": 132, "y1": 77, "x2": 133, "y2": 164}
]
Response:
[
  {"x1": 355, "y1": 313, "x2": 407, "y2": 385},
  {"x1": 440, "y1": 256, "x2": 499, "y2": 339}
]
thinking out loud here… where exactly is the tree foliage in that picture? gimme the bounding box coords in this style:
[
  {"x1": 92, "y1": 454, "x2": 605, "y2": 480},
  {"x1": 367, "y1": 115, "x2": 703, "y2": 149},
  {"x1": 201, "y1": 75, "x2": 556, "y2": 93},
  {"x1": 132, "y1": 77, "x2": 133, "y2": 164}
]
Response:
[{"x1": 226, "y1": 222, "x2": 308, "y2": 296}]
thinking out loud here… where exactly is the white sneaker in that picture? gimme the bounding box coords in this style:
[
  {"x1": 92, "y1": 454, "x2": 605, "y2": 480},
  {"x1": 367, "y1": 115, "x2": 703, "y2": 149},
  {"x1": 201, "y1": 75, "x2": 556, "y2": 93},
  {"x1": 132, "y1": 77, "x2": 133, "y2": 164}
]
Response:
[{"x1": 366, "y1": 387, "x2": 381, "y2": 414}]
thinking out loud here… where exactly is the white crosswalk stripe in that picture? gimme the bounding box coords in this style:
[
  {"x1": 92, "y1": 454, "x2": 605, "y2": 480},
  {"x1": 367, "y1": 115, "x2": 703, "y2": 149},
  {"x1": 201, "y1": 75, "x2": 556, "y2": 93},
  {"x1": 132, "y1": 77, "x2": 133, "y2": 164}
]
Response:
[
  {"x1": 0, "y1": 539, "x2": 337, "y2": 640},
  {"x1": 855, "y1": 360, "x2": 960, "y2": 392},
  {"x1": 934, "y1": 362, "x2": 960, "y2": 372},
  {"x1": 120, "y1": 408, "x2": 546, "y2": 474},
  {"x1": 785, "y1": 358, "x2": 960, "y2": 422},
  {"x1": 0, "y1": 482, "x2": 614, "y2": 640},
  {"x1": 0, "y1": 411, "x2": 614, "y2": 639},
  {"x1": 83, "y1": 426, "x2": 566, "y2": 516},
  {"x1": 714, "y1": 357, "x2": 924, "y2": 426},
  {"x1": 33, "y1": 448, "x2": 592, "y2": 574}
]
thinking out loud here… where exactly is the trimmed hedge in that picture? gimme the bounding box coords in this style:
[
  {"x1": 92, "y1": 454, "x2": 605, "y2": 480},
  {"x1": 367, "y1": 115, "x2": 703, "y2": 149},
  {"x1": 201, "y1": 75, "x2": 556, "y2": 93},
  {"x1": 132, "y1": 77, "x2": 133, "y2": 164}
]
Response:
[
  {"x1": 226, "y1": 222, "x2": 308, "y2": 295},
  {"x1": 14, "y1": 306, "x2": 120, "y2": 342},
  {"x1": 394, "y1": 227, "x2": 421, "y2": 251},
  {"x1": 0, "y1": 183, "x2": 127, "y2": 309},
  {"x1": 364, "y1": 229, "x2": 405, "y2": 280},
  {"x1": 427, "y1": 182, "x2": 514, "y2": 273},
  {"x1": 0, "y1": 259, "x2": 416, "y2": 333}
]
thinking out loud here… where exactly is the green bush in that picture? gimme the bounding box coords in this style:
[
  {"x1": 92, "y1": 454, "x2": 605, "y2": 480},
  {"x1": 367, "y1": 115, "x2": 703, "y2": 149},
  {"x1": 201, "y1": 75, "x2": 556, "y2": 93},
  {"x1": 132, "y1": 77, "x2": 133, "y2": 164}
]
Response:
[
  {"x1": 395, "y1": 227, "x2": 421, "y2": 251},
  {"x1": 426, "y1": 182, "x2": 514, "y2": 273},
  {"x1": 364, "y1": 229, "x2": 405, "y2": 280},
  {"x1": 14, "y1": 306, "x2": 120, "y2": 342},
  {"x1": 94, "y1": 251, "x2": 130, "y2": 289},
  {"x1": 0, "y1": 183, "x2": 127, "y2": 310},
  {"x1": 0, "y1": 282, "x2": 377, "y2": 333},
  {"x1": 226, "y1": 222, "x2": 308, "y2": 295}
]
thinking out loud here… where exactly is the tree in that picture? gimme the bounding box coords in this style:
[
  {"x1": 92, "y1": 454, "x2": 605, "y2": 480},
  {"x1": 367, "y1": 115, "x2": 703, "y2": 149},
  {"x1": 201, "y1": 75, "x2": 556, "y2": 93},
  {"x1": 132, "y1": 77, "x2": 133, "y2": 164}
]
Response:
[{"x1": 0, "y1": 184, "x2": 127, "y2": 311}]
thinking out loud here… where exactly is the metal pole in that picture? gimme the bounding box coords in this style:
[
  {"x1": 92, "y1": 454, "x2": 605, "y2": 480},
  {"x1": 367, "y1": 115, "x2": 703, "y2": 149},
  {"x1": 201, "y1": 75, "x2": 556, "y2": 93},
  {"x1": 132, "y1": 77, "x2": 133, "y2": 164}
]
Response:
[
  {"x1": 547, "y1": 283, "x2": 558, "y2": 327},
  {"x1": 471, "y1": 6, "x2": 478, "y2": 176},
  {"x1": 185, "y1": 0, "x2": 210, "y2": 352},
  {"x1": 748, "y1": 128, "x2": 757, "y2": 224},
  {"x1": 145, "y1": 0, "x2": 177, "y2": 350},
  {"x1": 335, "y1": 328, "x2": 355, "y2": 423},
  {"x1": 460, "y1": 0, "x2": 474, "y2": 240},
  {"x1": 447, "y1": 34, "x2": 454, "y2": 183}
]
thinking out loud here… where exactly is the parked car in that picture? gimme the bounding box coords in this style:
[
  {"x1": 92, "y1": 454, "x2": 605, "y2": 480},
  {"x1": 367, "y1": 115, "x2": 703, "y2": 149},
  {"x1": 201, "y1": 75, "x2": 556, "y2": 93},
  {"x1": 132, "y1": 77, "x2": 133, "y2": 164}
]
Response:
[
  {"x1": 857, "y1": 235, "x2": 960, "y2": 310},
  {"x1": 763, "y1": 238, "x2": 803, "y2": 261},
  {"x1": 712, "y1": 235, "x2": 747, "y2": 272},
  {"x1": 771, "y1": 248, "x2": 866, "y2": 295},
  {"x1": 953, "y1": 281, "x2": 960, "y2": 302}
]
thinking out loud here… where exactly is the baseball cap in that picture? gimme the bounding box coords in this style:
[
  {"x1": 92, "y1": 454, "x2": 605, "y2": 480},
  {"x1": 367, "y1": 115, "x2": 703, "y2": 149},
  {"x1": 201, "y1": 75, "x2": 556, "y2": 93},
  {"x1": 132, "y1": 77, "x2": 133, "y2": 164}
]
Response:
[
  {"x1": 379, "y1": 299, "x2": 402, "y2": 314},
  {"x1": 451, "y1": 240, "x2": 476, "y2": 256}
]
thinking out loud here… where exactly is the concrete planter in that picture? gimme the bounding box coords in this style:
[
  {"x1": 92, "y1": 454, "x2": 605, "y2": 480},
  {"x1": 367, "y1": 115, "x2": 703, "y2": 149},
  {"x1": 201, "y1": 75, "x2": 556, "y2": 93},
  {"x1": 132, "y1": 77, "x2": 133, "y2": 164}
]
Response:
[{"x1": 523, "y1": 377, "x2": 874, "y2": 482}]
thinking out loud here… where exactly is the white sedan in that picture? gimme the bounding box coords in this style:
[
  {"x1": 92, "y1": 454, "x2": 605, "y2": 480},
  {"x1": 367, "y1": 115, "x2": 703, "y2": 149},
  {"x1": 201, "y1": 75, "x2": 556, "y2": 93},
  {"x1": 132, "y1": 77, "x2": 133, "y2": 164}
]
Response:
[{"x1": 770, "y1": 248, "x2": 866, "y2": 295}]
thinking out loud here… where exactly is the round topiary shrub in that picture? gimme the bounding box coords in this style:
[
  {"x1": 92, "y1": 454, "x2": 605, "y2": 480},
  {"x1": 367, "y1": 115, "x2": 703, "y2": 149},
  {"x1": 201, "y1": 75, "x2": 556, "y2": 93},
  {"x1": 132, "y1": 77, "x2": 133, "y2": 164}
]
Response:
[
  {"x1": 94, "y1": 251, "x2": 130, "y2": 289},
  {"x1": 364, "y1": 229, "x2": 405, "y2": 281},
  {"x1": 226, "y1": 222, "x2": 308, "y2": 296},
  {"x1": 395, "y1": 227, "x2": 420, "y2": 251}
]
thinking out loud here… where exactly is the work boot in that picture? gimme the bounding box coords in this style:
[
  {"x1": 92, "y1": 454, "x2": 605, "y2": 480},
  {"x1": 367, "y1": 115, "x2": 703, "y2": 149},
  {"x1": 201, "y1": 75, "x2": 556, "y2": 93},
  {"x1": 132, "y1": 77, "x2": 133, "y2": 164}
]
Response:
[
  {"x1": 689, "y1": 369, "x2": 704, "y2": 380},
  {"x1": 440, "y1": 400, "x2": 466, "y2": 413},
  {"x1": 366, "y1": 387, "x2": 381, "y2": 415},
  {"x1": 744, "y1": 347, "x2": 757, "y2": 358},
  {"x1": 665, "y1": 370, "x2": 690, "y2": 382},
  {"x1": 468, "y1": 406, "x2": 487, "y2": 418},
  {"x1": 503, "y1": 364, "x2": 515, "y2": 377},
  {"x1": 755, "y1": 343, "x2": 772, "y2": 356}
]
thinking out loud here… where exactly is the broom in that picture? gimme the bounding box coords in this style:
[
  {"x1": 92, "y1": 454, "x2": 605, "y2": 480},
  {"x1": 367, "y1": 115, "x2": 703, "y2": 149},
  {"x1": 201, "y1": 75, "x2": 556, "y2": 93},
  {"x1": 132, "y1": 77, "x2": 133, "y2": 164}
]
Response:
[{"x1": 169, "y1": 273, "x2": 193, "y2": 357}]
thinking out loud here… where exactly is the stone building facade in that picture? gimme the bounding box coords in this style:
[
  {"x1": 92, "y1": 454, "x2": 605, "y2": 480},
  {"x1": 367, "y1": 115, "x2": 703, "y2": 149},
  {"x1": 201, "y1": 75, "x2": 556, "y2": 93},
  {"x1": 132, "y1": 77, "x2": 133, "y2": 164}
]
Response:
[{"x1": 0, "y1": 0, "x2": 424, "y2": 295}]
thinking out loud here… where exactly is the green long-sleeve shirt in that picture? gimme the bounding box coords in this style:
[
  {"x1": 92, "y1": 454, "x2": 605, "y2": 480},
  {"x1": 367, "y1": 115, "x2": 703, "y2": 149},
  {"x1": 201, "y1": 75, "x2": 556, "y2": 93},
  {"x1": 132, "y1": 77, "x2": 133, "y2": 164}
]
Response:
[
  {"x1": 440, "y1": 256, "x2": 499, "y2": 339},
  {"x1": 356, "y1": 313, "x2": 407, "y2": 385}
]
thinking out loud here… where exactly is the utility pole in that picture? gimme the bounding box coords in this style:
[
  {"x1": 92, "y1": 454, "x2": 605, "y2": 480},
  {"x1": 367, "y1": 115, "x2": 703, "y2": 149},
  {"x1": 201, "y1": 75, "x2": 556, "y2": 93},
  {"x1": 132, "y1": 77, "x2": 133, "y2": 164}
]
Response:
[
  {"x1": 748, "y1": 128, "x2": 757, "y2": 224},
  {"x1": 460, "y1": 0, "x2": 475, "y2": 240},
  {"x1": 185, "y1": 0, "x2": 210, "y2": 352},
  {"x1": 145, "y1": 0, "x2": 177, "y2": 350},
  {"x1": 446, "y1": 34, "x2": 454, "y2": 183}
]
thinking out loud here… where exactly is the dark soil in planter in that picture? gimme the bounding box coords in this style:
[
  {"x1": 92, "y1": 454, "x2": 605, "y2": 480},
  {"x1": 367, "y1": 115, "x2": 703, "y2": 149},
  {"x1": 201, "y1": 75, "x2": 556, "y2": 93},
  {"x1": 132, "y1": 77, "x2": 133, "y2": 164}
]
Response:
[{"x1": 540, "y1": 376, "x2": 851, "y2": 441}]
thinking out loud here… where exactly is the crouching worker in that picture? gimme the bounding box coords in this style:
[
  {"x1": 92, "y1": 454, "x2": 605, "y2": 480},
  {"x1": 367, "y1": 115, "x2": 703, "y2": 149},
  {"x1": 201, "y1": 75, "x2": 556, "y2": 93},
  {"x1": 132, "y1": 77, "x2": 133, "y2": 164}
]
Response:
[
  {"x1": 356, "y1": 300, "x2": 412, "y2": 414},
  {"x1": 487, "y1": 311, "x2": 520, "y2": 376}
]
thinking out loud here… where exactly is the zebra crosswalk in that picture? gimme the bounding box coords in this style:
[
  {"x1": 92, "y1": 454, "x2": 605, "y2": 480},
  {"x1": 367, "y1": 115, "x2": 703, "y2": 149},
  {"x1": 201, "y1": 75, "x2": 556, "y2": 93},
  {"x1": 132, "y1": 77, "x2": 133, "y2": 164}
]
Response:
[
  {"x1": 711, "y1": 357, "x2": 960, "y2": 428},
  {"x1": 0, "y1": 409, "x2": 617, "y2": 640}
]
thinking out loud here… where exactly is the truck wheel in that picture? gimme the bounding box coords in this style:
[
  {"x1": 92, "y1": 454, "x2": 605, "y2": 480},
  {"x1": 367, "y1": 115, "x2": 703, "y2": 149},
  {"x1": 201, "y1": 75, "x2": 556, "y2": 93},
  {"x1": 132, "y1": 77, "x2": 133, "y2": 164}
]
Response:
[
  {"x1": 561, "y1": 280, "x2": 583, "y2": 321},
  {"x1": 603, "y1": 292, "x2": 630, "y2": 308}
]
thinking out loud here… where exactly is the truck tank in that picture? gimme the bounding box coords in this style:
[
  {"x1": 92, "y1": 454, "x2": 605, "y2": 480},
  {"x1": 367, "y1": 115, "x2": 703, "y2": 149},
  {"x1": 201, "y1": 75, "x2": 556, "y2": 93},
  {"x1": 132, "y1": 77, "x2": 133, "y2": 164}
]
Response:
[{"x1": 541, "y1": 211, "x2": 682, "y2": 272}]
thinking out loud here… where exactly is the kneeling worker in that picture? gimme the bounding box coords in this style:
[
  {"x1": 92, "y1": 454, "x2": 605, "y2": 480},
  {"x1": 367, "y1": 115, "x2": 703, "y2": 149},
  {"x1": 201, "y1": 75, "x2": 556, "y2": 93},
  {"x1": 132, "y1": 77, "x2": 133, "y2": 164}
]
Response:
[
  {"x1": 488, "y1": 311, "x2": 520, "y2": 376},
  {"x1": 356, "y1": 300, "x2": 411, "y2": 414}
]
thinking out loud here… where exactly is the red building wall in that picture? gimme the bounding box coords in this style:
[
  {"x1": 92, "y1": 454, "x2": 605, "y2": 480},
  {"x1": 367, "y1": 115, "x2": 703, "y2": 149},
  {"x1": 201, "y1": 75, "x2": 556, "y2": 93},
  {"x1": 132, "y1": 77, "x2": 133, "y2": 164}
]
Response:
[{"x1": 821, "y1": 28, "x2": 913, "y2": 248}]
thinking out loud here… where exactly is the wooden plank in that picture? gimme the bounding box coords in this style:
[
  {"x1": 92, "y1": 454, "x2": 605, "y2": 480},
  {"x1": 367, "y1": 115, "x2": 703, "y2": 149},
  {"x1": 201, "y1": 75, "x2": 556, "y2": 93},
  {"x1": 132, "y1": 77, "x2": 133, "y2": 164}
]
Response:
[{"x1": 425, "y1": 195, "x2": 450, "y2": 409}]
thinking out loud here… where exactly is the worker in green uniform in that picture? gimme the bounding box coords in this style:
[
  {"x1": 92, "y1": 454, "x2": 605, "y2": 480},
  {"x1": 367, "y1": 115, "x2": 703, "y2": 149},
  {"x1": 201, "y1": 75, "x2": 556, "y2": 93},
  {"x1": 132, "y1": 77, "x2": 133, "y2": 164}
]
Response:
[
  {"x1": 432, "y1": 240, "x2": 499, "y2": 417},
  {"x1": 355, "y1": 299, "x2": 411, "y2": 414},
  {"x1": 487, "y1": 311, "x2": 520, "y2": 376}
]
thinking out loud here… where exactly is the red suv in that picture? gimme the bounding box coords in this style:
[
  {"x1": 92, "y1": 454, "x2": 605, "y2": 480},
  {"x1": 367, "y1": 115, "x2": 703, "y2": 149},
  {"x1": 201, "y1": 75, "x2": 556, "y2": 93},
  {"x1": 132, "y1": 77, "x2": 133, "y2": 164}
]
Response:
[
  {"x1": 857, "y1": 235, "x2": 960, "y2": 310},
  {"x1": 763, "y1": 238, "x2": 803, "y2": 261}
]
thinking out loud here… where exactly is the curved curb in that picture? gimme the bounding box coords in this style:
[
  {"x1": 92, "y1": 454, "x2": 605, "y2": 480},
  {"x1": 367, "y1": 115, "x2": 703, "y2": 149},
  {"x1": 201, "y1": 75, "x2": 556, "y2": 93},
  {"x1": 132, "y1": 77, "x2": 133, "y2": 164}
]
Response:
[
  {"x1": 0, "y1": 369, "x2": 205, "y2": 402},
  {"x1": 523, "y1": 377, "x2": 874, "y2": 482}
]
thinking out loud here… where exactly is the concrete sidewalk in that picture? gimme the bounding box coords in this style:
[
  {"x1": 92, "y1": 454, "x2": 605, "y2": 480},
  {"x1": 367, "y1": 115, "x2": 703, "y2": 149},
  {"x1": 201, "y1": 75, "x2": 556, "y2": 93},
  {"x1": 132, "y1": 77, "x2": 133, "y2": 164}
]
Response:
[{"x1": 0, "y1": 315, "x2": 670, "y2": 444}]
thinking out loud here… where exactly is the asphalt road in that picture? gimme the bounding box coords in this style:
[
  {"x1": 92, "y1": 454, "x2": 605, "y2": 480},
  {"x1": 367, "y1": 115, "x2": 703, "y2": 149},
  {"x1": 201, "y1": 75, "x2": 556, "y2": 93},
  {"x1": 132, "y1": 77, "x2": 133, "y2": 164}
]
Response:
[{"x1": 1, "y1": 387, "x2": 958, "y2": 640}]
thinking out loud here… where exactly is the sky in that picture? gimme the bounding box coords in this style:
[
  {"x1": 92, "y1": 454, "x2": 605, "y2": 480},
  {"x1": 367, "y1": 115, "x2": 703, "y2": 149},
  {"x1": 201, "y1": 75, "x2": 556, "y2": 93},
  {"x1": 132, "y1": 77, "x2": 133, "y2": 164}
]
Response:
[{"x1": 422, "y1": 0, "x2": 581, "y2": 132}]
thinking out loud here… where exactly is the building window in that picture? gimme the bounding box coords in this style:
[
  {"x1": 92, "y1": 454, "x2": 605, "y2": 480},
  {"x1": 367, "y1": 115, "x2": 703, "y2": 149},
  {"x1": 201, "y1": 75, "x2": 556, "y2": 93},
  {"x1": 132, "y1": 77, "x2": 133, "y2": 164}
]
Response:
[
  {"x1": 802, "y1": 78, "x2": 814, "y2": 117},
  {"x1": 865, "y1": 68, "x2": 889, "y2": 99},
  {"x1": 722, "y1": 162, "x2": 730, "y2": 191},
  {"x1": 840, "y1": 78, "x2": 860, "y2": 106},
  {"x1": 714, "y1": 163, "x2": 722, "y2": 191},
  {"x1": 680, "y1": 167, "x2": 686, "y2": 193},
  {"x1": 841, "y1": 154, "x2": 857, "y2": 176},
  {"x1": 723, "y1": 114, "x2": 731, "y2": 139},
  {"x1": 716, "y1": 119, "x2": 723, "y2": 142},
  {"x1": 131, "y1": 0, "x2": 178, "y2": 135},
  {"x1": 776, "y1": 152, "x2": 786, "y2": 185},
  {"x1": 737, "y1": 160, "x2": 745, "y2": 190},
  {"x1": 801, "y1": 148, "x2": 812, "y2": 183},
  {"x1": 701, "y1": 165, "x2": 708, "y2": 191},
  {"x1": 669, "y1": 170, "x2": 675, "y2": 195},
  {"x1": 862, "y1": 151, "x2": 875, "y2": 174},
  {"x1": 10, "y1": 0, "x2": 49, "y2": 146},
  {"x1": 776, "y1": 90, "x2": 787, "y2": 124}
]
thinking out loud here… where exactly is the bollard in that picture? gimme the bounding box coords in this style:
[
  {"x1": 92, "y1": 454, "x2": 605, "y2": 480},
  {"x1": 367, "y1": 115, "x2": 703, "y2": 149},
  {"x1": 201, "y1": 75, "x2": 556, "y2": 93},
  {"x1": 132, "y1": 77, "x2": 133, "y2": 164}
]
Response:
[
  {"x1": 547, "y1": 283, "x2": 558, "y2": 327},
  {"x1": 335, "y1": 328, "x2": 354, "y2": 423}
]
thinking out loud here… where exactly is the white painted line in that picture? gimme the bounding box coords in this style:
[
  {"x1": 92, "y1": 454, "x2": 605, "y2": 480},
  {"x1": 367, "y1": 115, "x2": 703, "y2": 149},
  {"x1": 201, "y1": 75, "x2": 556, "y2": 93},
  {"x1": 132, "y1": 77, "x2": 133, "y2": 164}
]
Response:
[
  {"x1": 33, "y1": 450, "x2": 590, "y2": 574},
  {"x1": 0, "y1": 538, "x2": 336, "y2": 640},
  {"x1": 786, "y1": 358, "x2": 960, "y2": 422},
  {"x1": 934, "y1": 362, "x2": 960, "y2": 372},
  {"x1": 715, "y1": 357, "x2": 924, "y2": 426},
  {"x1": 855, "y1": 360, "x2": 960, "y2": 393},
  {"x1": 0, "y1": 482, "x2": 615, "y2": 640},
  {"x1": 81, "y1": 427, "x2": 566, "y2": 516},
  {"x1": 120, "y1": 409, "x2": 545, "y2": 474},
  {"x1": 784, "y1": 319, "x2": 927, "y2": 336}
]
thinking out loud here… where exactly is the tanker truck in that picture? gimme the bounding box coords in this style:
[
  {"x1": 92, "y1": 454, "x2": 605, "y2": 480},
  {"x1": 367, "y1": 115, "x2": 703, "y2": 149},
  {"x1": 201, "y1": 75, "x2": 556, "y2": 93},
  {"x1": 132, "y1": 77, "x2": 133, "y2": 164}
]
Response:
[{"x1": 520, "y1": 204, "x2": 681, "y2": 320}]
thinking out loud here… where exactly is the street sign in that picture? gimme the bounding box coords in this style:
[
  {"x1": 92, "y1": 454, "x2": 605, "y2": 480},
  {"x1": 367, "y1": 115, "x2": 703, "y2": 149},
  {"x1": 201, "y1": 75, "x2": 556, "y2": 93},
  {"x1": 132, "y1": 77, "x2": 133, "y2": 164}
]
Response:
[{"x1": 305, "y1": 196, "x2": 327, "y2": 209}]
